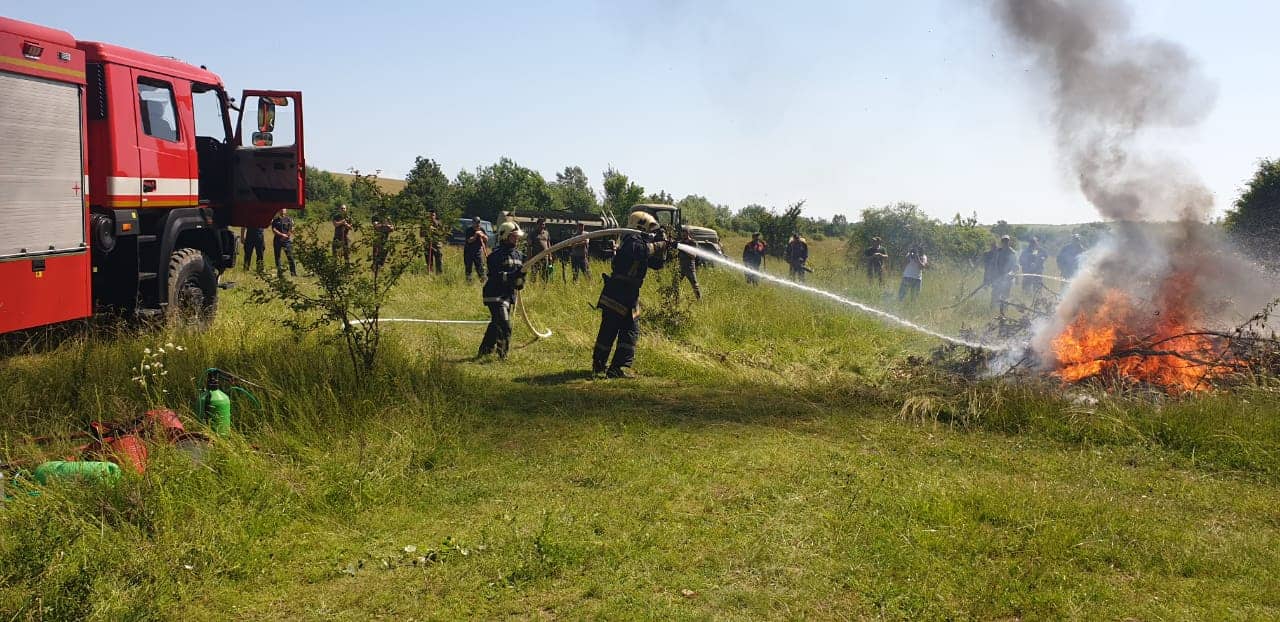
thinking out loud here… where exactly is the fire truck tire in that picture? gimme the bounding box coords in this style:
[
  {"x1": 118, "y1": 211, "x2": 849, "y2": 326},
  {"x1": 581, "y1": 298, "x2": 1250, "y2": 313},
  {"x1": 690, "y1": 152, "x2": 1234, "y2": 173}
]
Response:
[{"x1": 166, "y1": 248, "x2": 218, "y2": 325}]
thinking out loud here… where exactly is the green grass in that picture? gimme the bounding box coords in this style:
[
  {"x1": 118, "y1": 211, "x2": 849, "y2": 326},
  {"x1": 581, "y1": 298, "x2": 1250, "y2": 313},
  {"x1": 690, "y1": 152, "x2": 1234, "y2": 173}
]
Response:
[{"x1": 2, "y1": 238, "x2": 1279, "y2": 620}]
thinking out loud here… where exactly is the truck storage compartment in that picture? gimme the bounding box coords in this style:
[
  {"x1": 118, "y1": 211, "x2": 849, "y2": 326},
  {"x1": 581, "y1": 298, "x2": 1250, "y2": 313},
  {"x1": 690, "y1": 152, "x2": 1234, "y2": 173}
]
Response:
[{"x1": 0, "y1": 71, "x2": 85, "y2": 258}]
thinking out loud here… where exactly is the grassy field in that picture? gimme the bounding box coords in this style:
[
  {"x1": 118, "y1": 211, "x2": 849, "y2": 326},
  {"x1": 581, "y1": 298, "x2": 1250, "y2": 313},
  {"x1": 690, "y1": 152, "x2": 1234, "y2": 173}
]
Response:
[{"x1": 2, "y1": 238, "x2": 1279, "y2": 620}]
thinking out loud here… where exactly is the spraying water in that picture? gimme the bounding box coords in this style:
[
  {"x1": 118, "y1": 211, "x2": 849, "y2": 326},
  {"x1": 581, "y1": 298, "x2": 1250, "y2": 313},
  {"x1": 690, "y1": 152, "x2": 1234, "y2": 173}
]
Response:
[{"x1": 676, "y1": 244, "x2": 999, "y2": 350}]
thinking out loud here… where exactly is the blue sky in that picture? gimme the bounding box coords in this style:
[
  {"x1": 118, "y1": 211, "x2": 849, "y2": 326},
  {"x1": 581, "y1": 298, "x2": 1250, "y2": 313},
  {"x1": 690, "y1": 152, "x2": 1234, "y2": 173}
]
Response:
[{"x1": 12, "y1": 1, "x2": 1278, "y2": 224}]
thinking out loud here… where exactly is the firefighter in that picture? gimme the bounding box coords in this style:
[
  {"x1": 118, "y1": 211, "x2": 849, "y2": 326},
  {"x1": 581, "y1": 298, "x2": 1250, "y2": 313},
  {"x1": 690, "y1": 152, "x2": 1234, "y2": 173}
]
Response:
[
  {"x1": 528, "y1": 218, "x2": 553, "y2": 282},
  {"x1": 478, "y1": 221, "x2": 526, "y2": 360},
  {"x1": 570, "y1": 222, "x2": 591, "y2": 282},
  {"x1": 332, "y1": 204, "x2": 353, "y2": 264},
  {"x1": 241, "y1": 226, "x2": 265, "y2": 271},
  {"x1": 862, "y1": 237, "x2": 888, "y2": 286},
  {"x1": 1020, "y1": 236, "x2": 1047, "y2": 293},
  {"x1": 785, "y1": 233, "x2": 809, "y2": 281},
  {"x1": 990, "y1": 235, "x2": 1019, "y2": 306},
  {"x1": 1057, "y1": 234, "x2": 1085, "y2": 278},
  {"x1": 593, "y1": 210, "x2": 672, "y2": 378},
  {"x1": 742, "y1": 233, "x2": 767, "y2": 285},
  {"x1": 678, "y1": 227, "x2": 702, "y2": 299},
  {"x1": 372, "y1": 216, "x2": 395, "y2": 274},
  {"x1": 420, "y1": 210, "x2": 444, "y2": 275},
  {"x1": 464, "y1": 218, "x2": 488, "y2": 283},
  {"x1": 271, "y1": 209, "x2": 296, "y2": 277}
]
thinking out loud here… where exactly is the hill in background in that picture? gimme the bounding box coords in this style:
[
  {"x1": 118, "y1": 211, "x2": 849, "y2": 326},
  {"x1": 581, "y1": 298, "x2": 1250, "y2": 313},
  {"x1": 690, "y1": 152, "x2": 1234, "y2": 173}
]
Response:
[{"x1": 329, "y1": 171, "x2": 407, "y2": 195}]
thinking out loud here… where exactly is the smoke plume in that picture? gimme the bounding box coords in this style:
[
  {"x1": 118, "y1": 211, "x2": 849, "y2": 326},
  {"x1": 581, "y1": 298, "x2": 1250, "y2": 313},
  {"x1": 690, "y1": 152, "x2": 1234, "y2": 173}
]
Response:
[
  {"x1": 991, "y1": 0, "x2": 1216, "y2": 222},
  {"x1": 986, "y1": 0, "x2": 1255, "y2": 366}
]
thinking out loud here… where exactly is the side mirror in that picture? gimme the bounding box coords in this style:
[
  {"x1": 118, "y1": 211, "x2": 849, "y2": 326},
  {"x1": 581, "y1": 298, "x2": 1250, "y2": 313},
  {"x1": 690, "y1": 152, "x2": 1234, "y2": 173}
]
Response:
[
  {"x1": 257, "y1": 98, "x2": 276, "y2": 133},
  {"x1": 251, "y1": 131, "x2": 274, "y2": 147}
]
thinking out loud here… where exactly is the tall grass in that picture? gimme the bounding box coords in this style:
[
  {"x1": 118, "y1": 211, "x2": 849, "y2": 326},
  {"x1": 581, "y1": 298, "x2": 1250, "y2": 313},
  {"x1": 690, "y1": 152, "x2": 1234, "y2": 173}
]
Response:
[{"x1": 1, "y1": 237, "x2": 1279, "y2": 619}]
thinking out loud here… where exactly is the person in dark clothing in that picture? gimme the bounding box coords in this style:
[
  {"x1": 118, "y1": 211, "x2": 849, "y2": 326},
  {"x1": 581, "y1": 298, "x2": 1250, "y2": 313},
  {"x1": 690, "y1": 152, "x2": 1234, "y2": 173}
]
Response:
[
  {"x1": 271, "y1": 210, "x2": 296, "y2": 277},
  {"x1": 463, "y1": 219, "x2": 489, "y2": 283},
  {"x1": 742, "y1": 233, "x2": 767, "y2": 285},
  {"x1": 242, "y1": 226, "x2": 265, "y2": 271},
  {"x1": 478, "y1": 221, "x2": 526, "y2": 359},
  {"x1": 980, "y1": 241, "x2": 999, "y2": 287},
  {"x1": 593, "y1": 211, "x2": 672, "y2": 378},
  {"x1": 372, "y1": 216, "x2": 395, "y2": 274},
  {"x1": 332, "y1": 204, "x2": 353, "y2": 264},
  {"x1": 1057, "y1": 234, "x2": 1085, "y2": 278},
  {"x1": 570, "y1": 223, "x2": 591, "y2": 282},
  {"x1": 1020, "y1": 236, "x2": 1048, "y2": 293},
  {"x1": 528, "y1": 219, "x2": 553, "y2": 282},
  {"x1": 785, "y1": 233, "x2": 810, "y2": 282},
  {"x1": 990, "y1": 235, "x2": 1019, "y2": 306},
  {"x1": 863, "y1": 237, "x2": 888, "y2": 286},
  {"x1": 420, "y1": 210, "x2": 444, "y2": 274},
  {"x1": 678, "y1": 227, "x2": 702, "y2": 300}
]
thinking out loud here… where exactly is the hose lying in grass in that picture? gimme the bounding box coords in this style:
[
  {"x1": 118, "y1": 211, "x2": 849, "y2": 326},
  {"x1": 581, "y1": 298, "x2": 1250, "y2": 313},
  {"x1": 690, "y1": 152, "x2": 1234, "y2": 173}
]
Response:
[{"x1": 518, "y1": 228, "x2": 642, "y2": 340}]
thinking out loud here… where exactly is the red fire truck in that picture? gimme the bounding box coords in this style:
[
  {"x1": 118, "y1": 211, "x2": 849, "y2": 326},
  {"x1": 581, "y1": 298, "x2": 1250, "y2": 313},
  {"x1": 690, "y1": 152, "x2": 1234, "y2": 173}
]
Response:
[{"x1": 0, "y1": 16, "x2": 305, "y2": 334}]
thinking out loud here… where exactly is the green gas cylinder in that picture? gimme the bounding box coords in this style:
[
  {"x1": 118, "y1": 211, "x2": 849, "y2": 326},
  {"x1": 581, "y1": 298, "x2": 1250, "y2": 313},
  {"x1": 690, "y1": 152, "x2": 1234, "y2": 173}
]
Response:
[
  {"x1": 199, "y1": 386, "x2": 232, "y2": 435},
  {"x1": 32, "y1": 461, "x2": 121, "y2": 485}
]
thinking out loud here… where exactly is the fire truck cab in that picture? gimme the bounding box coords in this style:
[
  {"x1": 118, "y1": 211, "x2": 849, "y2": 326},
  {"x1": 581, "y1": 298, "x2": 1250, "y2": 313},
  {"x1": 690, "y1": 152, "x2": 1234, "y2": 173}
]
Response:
[{"x1": 0, "y1": 16, "x2": 304, "y2": 334}]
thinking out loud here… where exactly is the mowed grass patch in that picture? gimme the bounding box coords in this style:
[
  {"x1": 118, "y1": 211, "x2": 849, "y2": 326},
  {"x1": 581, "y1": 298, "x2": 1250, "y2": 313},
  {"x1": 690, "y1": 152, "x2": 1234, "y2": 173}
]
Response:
[{"x1": 1, "y1": 238, "x2": 1279, "y2": 619}]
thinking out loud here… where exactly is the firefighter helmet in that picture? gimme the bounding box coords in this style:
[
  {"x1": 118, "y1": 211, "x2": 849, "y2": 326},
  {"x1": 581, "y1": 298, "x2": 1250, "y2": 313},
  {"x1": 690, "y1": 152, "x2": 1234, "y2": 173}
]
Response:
[
  {"x1": 627, "y1": 210, "x2": 659, "y2": 232},
  {"x1": 497, "y1": 221, "x2": 524, "y2": 239}
]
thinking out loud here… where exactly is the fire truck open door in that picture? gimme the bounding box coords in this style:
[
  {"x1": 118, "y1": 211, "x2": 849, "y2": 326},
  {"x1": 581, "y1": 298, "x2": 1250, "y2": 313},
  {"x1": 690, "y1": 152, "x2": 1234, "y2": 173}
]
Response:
[{"x1": 230, "y1": 90, "x2": 304, "y2": 227}]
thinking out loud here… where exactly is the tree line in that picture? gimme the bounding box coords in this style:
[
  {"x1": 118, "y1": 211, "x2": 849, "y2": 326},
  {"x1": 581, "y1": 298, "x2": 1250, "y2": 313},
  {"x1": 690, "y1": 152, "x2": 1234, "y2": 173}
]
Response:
[{"x1": 302, "y1": 154, "x2": 1280, "y2": 265}]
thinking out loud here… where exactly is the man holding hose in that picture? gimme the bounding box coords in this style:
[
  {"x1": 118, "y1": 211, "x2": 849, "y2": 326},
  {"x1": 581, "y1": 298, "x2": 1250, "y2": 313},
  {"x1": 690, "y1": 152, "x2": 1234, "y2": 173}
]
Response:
[
  {"x1": 478, "y1": 221, "x2": 526, "y2": 360},
  {"x1": 592, "y1": 211, "x2": 673, "y2": 378}
]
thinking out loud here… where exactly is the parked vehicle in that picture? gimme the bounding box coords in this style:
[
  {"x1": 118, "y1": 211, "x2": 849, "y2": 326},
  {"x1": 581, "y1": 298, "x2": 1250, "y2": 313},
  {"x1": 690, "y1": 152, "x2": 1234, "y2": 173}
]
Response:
[{"x1": 0, "y1": 16, "x2": 305, "y2": 334}]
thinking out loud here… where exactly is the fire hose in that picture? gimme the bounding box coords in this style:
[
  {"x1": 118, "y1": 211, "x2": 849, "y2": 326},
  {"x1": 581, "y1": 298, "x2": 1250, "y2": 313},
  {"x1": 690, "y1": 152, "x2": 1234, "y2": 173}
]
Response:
[
  {"x1": 358, "y1": 228, "x2": 642, "y2": 340},
  {"x1": 516, "y1": 227, "x2": 642, "y2": 340}
]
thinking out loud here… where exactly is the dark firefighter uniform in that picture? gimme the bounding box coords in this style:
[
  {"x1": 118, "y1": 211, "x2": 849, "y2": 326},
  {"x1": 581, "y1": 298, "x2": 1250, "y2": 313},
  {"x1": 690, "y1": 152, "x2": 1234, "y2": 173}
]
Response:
[
  {"x1": 478, "y1": 241, "x2": 525, "y2": 359},
  {"x1": 593, "y1": 230, "x2": 669, "y2": 376},
  {"x1": 678, "y1": 234, "x2": 702, "y2": 299}
]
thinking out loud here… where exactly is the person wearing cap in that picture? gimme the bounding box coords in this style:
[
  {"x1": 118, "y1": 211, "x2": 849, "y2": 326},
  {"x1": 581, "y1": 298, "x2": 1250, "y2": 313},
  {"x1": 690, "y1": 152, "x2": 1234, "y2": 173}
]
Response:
[
  {"x1": 371, "y1": 215, "x2": 395, "y2": 274},
  {"x1": 271, "y1": 209, "x2": 296, "y2": 278},
  {"x1": 332, "y1": 204, "x2": 353, "y2": 265},
  {"x1": 678, "y1": 227, "x2": 702, "y2": 299},
  {"x1": 593, "y1": 210, "x2": 673, "y2": 378},
  {"x1": 528, "y1": 218, "x2": 553, "y2": 282},
  {"x1": 742, "y1": 233, "x2": 767, "y2": 285},
  {"x1": 420, "y1": 210, "x2": 445, "y2": 275},
  {"x1": 1057, "y1": 233, "x2": 1085, "y2": 279},
  {"x1": 991, "y1": 235, "x2": 1019, "y2": 306},
  {"x1": 464, "y1": 218, "x2": 489, "y2": 283},
  {"x1": 863, "y1": 237, "x2": 889, "y2": 287},
  {"x1": 478, "y1": 221, "x2": 526, "y2": 359},
  {"x1": 785, "y1": 232, "x2": 810, "y2": 282},
  {"x1": 570, "y1": 222, "x2": 591, "y2": 282},
  {"x1": 1020, "y1": 236, "x2": 1048, "y2": 293}
]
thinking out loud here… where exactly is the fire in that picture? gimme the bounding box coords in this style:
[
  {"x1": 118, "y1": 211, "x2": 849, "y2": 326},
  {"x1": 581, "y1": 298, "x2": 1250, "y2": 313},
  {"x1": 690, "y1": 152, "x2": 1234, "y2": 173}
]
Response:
[{"x1": 1049, "y1": 275, "x2": 1230, "y2": 393}]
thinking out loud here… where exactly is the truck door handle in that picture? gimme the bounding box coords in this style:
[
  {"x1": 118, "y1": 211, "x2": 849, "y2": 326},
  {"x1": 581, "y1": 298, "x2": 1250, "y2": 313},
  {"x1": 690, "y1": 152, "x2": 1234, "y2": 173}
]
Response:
[{"x1": 143, "y1": 180, "x2": 157, "y2": 192}]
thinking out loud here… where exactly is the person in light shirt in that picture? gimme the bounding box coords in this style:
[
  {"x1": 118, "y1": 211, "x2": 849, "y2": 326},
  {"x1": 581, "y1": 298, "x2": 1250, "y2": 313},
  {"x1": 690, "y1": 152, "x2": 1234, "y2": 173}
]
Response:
[{"x1": 898, "y1": 245, "x2": 928, "y2": 303}]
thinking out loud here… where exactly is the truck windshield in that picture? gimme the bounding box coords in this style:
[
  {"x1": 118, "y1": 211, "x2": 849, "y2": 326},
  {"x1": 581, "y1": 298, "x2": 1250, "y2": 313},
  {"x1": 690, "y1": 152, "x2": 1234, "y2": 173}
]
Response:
[{"x1": 192, "y1": 88, "x2": 228, "y2": 141}]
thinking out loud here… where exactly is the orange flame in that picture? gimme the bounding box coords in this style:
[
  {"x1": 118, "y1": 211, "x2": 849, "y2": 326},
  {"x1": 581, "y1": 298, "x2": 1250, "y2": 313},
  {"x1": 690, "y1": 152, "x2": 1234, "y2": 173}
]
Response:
[{"x1": 1049, "y1": 275, "x2": 1228, "y2": 393}]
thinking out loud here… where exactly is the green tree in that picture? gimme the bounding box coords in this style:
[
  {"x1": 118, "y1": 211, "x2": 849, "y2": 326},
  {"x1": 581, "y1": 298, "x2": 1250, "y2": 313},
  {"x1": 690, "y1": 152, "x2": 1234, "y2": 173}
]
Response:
[
  {"x1": 602, "y1": 168, "x2": 646, "y2": 218},
  {"x1": 399, "y1": 156, "x2": 456, "y2": 224},
  {"x1": 676, "y1": 195, "x2": 732, "y2": 230},
  {"x1": 305, "y1": 166, "x2": 348, "y2": 204},
  {"x1": 549, "y1": 166, "x2": 599, "y2": 213},
  {"x1": 848, "y1": 202, "x2": 989, "y2": 266},
  {"x1": 646, "y1": 190, "x2": 674, "y2": 205},
  {"x1": 452, "y1": 157, "x2": 553, "y2": 222},
  {"x1": 251, "y1": 174, "x2": 420, "y2": 376},
  {"x1": 1225, "y1": 158, "x2": 1280, "y2": 262}
]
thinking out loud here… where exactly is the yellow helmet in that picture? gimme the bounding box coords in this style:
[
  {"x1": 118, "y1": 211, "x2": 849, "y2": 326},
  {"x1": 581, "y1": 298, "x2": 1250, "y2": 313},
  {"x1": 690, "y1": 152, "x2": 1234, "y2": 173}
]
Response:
[
  {"x1": 497, "y1": 221, "x2": 523, "y2": 239},
  {"x1": 627, "y1": 210, "x2": 659, "y2": 232}
]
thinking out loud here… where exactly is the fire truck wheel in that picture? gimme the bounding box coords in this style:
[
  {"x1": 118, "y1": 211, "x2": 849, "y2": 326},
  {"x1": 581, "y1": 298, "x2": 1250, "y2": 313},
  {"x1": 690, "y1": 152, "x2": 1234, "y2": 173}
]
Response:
[{"x1": 167, "y1": 248, "x2": 218, "y2": 325}]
